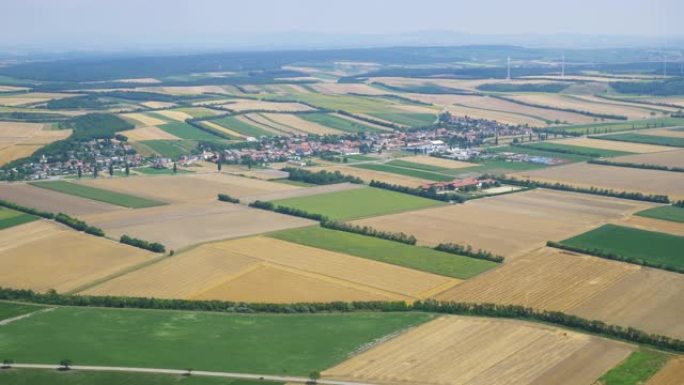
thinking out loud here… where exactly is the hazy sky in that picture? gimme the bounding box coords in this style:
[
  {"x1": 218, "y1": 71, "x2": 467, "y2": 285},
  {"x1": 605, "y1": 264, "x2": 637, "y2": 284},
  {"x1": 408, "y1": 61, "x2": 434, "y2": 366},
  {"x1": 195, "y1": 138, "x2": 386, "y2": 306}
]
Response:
[{"x1": 2, "y1": 0, "x2": 682, "y2": 51}]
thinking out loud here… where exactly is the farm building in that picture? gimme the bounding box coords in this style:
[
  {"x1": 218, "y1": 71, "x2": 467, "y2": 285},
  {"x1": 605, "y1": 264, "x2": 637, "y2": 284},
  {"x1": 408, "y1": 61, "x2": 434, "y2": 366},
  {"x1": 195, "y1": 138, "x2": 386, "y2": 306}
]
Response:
[{"x1": 421, "y1": 178, "x2": 497, "y2": 192}]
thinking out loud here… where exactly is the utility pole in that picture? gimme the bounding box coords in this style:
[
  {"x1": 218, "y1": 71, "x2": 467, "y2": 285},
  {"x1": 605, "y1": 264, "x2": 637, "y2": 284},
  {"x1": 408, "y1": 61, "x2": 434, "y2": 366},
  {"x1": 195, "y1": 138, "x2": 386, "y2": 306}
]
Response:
[{"x1": 506, "y1": 57, "x2": 511, "y2": 80}]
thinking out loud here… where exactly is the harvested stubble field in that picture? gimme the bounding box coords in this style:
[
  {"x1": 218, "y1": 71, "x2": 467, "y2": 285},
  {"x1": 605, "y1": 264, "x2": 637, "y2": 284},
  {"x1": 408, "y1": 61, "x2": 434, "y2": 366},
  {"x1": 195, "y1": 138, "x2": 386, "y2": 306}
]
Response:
[
  {"x1": 646, "y1": 357, "x2": 684, "y2": 385},
  {"x1": 121, "y1": 112, "x2": 168, "y2": 127},
  {"x1": 610, "y1": 149, "x2": 684, "y2": 168},
  {"x1": 0, "y1": 221, "x2": 154, "y2": 293},
  {"x1": 120, "y1": 125, "x2": 180, "y2": 141},
  {"x1": 0, "y1": 122, "x2": 71, "y2": 165},
  {"x1": 352, "y1": 189, "x2": 653, "y2": 257},
  {"x1": 242, "y1": 182, "x2": 364, "y2": 203},
  {"x1": 324, "y1": 315, "x2": 634, "y2": 385},
  {"x1": 620, "y1": 215, "x2": 684, "y2": 236},
  {"x1": 30, "y1": 180, "x2": 166, "y2": 208},
  {"x1": 83, "y1": 236, "x2": 458, "y2": 302},
  {"x1": 437, "y1": 246, "x2": 684, "y2": 339},
  {"x1": 549, "y1": 137, "x2": 677, "y2": 153},
  {"x1": 219, "y1": 99, "x2": 315, "y2": 112},
  {"x1": 81, "y1": 202, "x2": 313, "y2": 251},
  {"x1": 513, "y1": 162, "x2": 684, "y2": 200},
  {"x1": 260, "y1": 113, "x2": 341, "y2": 135},
  {"x1": 0, "y1": 183, "x2": 123, "y2": 216},
  {"x1": 392, "y1": 155, "x2": 478, "y2": 169},
  {"x1": 639, "y1": 127, "x2": 684, "y2": 138},
  {"x1": 79, "y1": 173, "x2": 298, "y2": 203},
  {"x1": 508, "y1": 93, "x2": 657, "y2": 120},
  {"x1": 0, "y1": 92, "x2": 79, "y2": 107}
]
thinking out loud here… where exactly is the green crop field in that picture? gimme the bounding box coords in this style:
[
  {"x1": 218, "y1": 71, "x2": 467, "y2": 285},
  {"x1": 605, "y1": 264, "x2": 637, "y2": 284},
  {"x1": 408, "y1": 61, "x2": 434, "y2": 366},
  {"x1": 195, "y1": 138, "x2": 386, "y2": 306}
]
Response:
[
  {"x1": 0, "y1": 208, "x2": 37, "y2": 230},
  {"x1": 138, "y1": 140, "x2": 196, "y2": 158},
  {"x1": 210, "y1": 116, "x2": 273, "y2": 137},
  {"x1": 353, "y1": 163, "x2": 454, "y2": 181},
  {"x1": 387, "y1": 159, "x2": 451, "y2": 172},
  {"x1": 270, "y1": 227, "x2": 497, "y2": 278},
  {"x1": 368, "y1": 111, "x2": 436, "y2": 127},
  {"x1": 636, "y1": 205, "x2": 684, "y2": 223},
  {"x1": 597, "y1": 349, "x2": 670, "y2": 385},
  {"x1": 592, "y1": 133, "x2": 684, "y2": 148},
  {"x1": 560, "y1": 224, "x2": 684, "y2": 270},
  {"x1": 0, "y1": 370, "x2": 273, "y2": 385},
  {"x1": 159, "y1": 122, "x2": 222, "y2": 140},
  {"x1": 487, "y1": 145, "x2": 591, "y2": 163},
  {"x1": 0, "y1": 306, "x2": 432, "y2": 375},
  {"x1": 298, "y1": 112, "x2": 383, "y2": 133},
  {"x1": 29, "y1": 181, "x2": 165, "y2": 209},
  {"x1": 547, "y1": 117, "x2": 684, "y2": 134},
  {"x1": 521, "y1": 142, "x2": 633, "y2": 157},
  {"x1": 0, "y1": 302, "x2": 45, "y2": 321},
  {"x1": 173, "y1": 107, "x2": 218, "y2": 118},
  {"x1": 443, "y1": 159, "x2": 548, "y2": 177},
  {"x1": 271, "y1": 187, "x2": 442, "y2": 220}
]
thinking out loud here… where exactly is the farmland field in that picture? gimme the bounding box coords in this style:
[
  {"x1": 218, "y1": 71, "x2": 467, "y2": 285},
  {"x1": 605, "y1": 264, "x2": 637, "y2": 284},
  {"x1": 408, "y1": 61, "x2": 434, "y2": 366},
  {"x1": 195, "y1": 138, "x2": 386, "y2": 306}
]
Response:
[
  {"x1": 159, "y1": 121, "x2": 222, "y2": 140},
  {"x1": 386, "y1": 158, "x2": 451, "y2": 172},
  {"x1": 298, "y1": 112, "x2": 383, "y2": 133},
  {"x1": 29, "y1": 181, "x2": 166, "y2": 208},
  {"x1": 0, "y1": 306, "x2": 433, "y2": 375},
  {"x1": 137, "y1": 139, "x2": 196, "y2": 158},
  {"x1": 520, "y1": 141, "x2": 634, "y2": 157},
  {"x1": 597, "y1": 349, "x2": 670, "y2": 385},
  {"x1": 636, "y1": 205, "x2": 684, "y2": 223},
  {"x1": 352, "y1": 189, "x2": 653, "y2": 257},
  {"x1": 559, "y1": 224, "x2": 684, "y2": 270},
  {"x1": 366, "y1": 111, "x2": 436, "y2": 127},
  {"x1": 0, "y1": 301, "x2": 45, "y2": 321},
  {"x1": 550, "y1": 136, "x2": 677, "y2": 154},
  {"x1": 544, "y1": 117, "x2": 684, "y2": 134},
  {"x1": 209, "y1": 115, "x2": 274, "y2": 137},
  {"x1": 0, "y1": 221, "x2": 154, "y2": 293},
  {"x1": 646, "y1": 357, "x2": 684, "y2": 385},
  {"x1": 324, "y1": 315, "x2": 634, "y2": 385},
  {"x1": 353, "y1": 162, "x2": 454, "y2": 181},
  {"x1": 610, "y1": 149, "x2": 684, "y2": 168},
  {"x1": 271, "y1": 186, "x2": 443, "y2": 220},
  {"x1": 308, "y1": 165, "x2": 432, "y2": 187},
  {"x1": 270, "y1": 226, "x2": 497, "y2": 279},
  {"x1": 0, "y1": 183, "x2": 122, "y2": 216},
  {"x1": 513, "y1": 162, "x2": 684, "y2": 200},
  {"x1": 0, "y1": 207, "x2": 37, "y2": 230},
  {"x1": 594, "y1": 133, "x2": 684, "y2": 148},
  {"x1": 120, "y1": 125, "x2": 179, "y2": 141},
  {"x1": 397, "y1": 155, "x2": 477, "y2": 169},
  {"x1": 84, "y1": 236, "x2": 457, "y2": 302},
  {"x1": 0, "y1": 122, "x2": 71, "y2": 165}
]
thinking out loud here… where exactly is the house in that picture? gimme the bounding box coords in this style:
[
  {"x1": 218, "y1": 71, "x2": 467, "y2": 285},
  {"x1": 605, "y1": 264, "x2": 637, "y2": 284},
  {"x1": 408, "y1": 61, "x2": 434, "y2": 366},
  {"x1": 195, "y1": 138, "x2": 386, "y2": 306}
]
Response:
[{"x1": 421, "y1": 178, "x2": 496, "y2": 192}]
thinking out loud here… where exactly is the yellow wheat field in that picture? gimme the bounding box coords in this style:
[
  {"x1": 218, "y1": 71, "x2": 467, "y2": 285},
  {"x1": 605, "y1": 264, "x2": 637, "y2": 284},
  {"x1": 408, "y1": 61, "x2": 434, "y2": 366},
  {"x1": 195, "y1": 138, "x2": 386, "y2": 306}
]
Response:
[
  {"x1": 120, "y1": 126, "x2": 179, "y2": 141},
  {"x1": 509, "y1": 93, "x2": 658, "y2": 120},
  {"x1": 83, "y1": 236, "x2": 458, "y2": 302},
  {"x1": 122, "y1": 113, "x2": 168, "y2": 126},
  {"x1": 324, "y1": 315, "x2": 634, "y2": 385},
  {"x1": 0, "y1": 221, "x2": 154, "y2": 293},
  {"x1": 219, "y1": 99, "x2": 314, "y2": 112},
  {"x1": 513, "y1": 163, "x2": 684, "y2": 201},
  {"x1": 0, "y1": 122, "x2": 71, "y2": 165},
  {"x1": 261, "y1": 113, "x2": 342, "y2": 135},
  {"x1": 353, "y1": 189, "x2": 653, "y2": 257},
  {"x1": 154, "y1": 109, "x2": 193, "y2": 121}
]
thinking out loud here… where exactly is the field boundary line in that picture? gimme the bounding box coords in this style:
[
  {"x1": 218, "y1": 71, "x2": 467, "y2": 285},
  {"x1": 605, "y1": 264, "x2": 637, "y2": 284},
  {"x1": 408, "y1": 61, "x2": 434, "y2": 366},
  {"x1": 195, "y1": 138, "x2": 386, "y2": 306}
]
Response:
[
  {"x1": 7, "y1": 363, "x2": 378, "y2": 385},
  {"x1": 69, "y1": 255, "x2": 168, "y2": 295},
  {"x1": 0, "y1": 307, "x2": 55, "y2": 326}
]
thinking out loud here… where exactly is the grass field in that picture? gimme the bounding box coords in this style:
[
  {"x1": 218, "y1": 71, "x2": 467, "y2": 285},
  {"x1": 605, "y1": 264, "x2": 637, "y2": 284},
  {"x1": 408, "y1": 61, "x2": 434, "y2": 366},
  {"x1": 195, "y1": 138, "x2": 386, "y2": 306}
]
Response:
[
  {"x1": 271, "y1": 187, "x2": 442, "y2": 220},
  {"x1": 137, "y1": 140, "x2": 196, "y2": 158},
  {"x1": 298, "y1": 112, "x2": 382, "y2": 133},
  {"x1": 0, "y1": 370, "x2": 273, "y2": 385},
  {"x1": 521, "y1": 142, "x2": 633, "y2": 157},
  {"x1": 636, "y1": 206, "x2": 684, "y2": 224},
  {"x1": 0, "y1": 307, "x2": 433, "y2": 375},
  {"x1": 0, "y1": 301, "x2": 44, "y2": 321},
  {"x1": 593, "y1": 133, "x2": 684, "y2": 148},
  {"x1": 353, "y1": 163, "x2": 454, "y2": 181},
  {"x1": 29, "y1": 181, "x2": 165, "y2": 209},
  {"x1": 159, "y1": 122, "x2": 222, "y2": 140},
  {"x1": 598, "y1": 349, "x2": 670, "y2": 385},
  {"x1": 0, "y1": 208, "x2": 37, "y2": 230},
  {"x1": 210, "y1": 116, "x2": 273, "y2": 137},
  {"x1": 270, "y1": 227, "x2": 496, "y2": 279},
  {"x1": 560, "y1": 224, "x2": 684, "y2": 270}
]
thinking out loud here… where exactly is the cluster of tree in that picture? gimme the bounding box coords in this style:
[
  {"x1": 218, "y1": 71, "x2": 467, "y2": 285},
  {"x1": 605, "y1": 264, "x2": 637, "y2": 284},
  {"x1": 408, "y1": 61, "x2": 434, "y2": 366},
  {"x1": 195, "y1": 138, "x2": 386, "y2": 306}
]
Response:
[
  {"x1": 491, "y1": 95, "x2": 628, "y2": 121},
  {"x1": 320, "y1": 220, "x2": 417, "y2": 245},
  {"x1": 369, "y1": 180, "x2": 465, "y2": 203},
  {"x1": 46, "y1": 95, "x2": 111, "y2": 110},
  {"x1": 434, "y1": 243, "x2": 505, "y2": 263},
  {"x1": 0, "y1": 199, "x2": 54, "y2": 219},
  {"x1": 249, "y1": 200, "x2": 328, "y2": 222},
  {"x1": 547, "y1": 241, "x2": 683, "y2": 274},
  {"x1": 0, "y1": 111, "x2": 69, "y2": 122},
  {"x1": 55, "y1": 213, "x2": 105, "y2": 236},
  {"x1": 217, "y1": 194, "x2": 240, "y2": 204},
  {"x1": 498, "y1": 177, "x2": 670, "y2": 203},
  {"x1": 674, "y1": 200, "x2": 684, "y2": 208},
  {"x1": 120, "y1": 234, "x2": 166, "y2": 253},
  {"x1": 1, "y1": 286, "x2": 681, "y2": 352},
  {"x1": 588, "y1": 159, "x2": 684, "y2": 173},
  {"x1": 60, "y1": 113, "x2": 134, "y2": 141},
  {"x1": 283, "y1": 167, "x2": 363, "y2": 185},
  {"x1": 477, "y1": 83, "x2": 569, "y2": 93},
  {"x1": 610, "y1": 78, "x2": 684, "y2": 96}
]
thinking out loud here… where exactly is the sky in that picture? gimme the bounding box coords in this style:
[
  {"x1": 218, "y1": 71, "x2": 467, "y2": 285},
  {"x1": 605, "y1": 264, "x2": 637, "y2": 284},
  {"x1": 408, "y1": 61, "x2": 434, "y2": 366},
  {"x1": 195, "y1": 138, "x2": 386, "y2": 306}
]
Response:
[{"x1": 2, "y1": 0, "x2": 683, "y2": 52}]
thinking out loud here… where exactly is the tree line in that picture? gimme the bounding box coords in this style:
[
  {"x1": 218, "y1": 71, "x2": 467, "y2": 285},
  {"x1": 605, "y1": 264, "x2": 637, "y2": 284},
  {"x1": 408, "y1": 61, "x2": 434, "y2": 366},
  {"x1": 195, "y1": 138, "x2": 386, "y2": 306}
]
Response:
[
  {"x1": 369, "y1": 180, "x2": 465, "y2": 203},
  {"x1": 498, "y1": 177, "x2": 670, "y2": 203},
  {"x1": 55, "y1": 213, "x2": 105, "y2": 237},
  {"x1": 0, "y1": 287, "x2": 681, "y2": 353},
  {"x1": 283, "y1": 167, "x2": 364, "y2": 185},
  {"x1": 320, "y1": 220, "x2": 417, "y2": 245},
  {"x1": 588, "y1": 159, "x2": 684, "y2": 173},
  {"x1": 546, "y1": 241, "x2": 683, "y2": 274},
  {"x1": 249, "y1": 200, "x2": 329, "y2": 222},
  {"x1": 435, "y1": 243, "x2": 505, "y2": 263},
  {"x1": 120, "y1": 235, "x2": 166, "y2": 253}
]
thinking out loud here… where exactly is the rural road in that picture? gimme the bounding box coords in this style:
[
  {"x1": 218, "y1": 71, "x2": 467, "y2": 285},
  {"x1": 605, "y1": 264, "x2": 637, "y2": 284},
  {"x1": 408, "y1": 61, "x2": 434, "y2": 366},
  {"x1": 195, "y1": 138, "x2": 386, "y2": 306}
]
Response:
[{"x1": 8, "y1": 363, "x2": 378, "y2": 385}]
